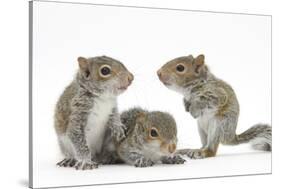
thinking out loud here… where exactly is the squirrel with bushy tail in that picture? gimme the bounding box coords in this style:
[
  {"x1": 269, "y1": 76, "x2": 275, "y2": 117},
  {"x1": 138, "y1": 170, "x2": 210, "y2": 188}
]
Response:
[{"x1": 157, "y1": 54, "x2": 271, "y2": 159}]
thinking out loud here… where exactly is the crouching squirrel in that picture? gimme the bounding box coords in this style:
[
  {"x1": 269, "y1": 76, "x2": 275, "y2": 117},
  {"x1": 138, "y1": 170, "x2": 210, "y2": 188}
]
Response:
[
  {"x1": 115, "y1": 107, "x2": 185, "y2": 167},
  {"x1": 54, "y1": 56, "x2": 133, "y2": 170},
  {"x1": 157, "y1": 54, "x2": 271, "y2": 159}
]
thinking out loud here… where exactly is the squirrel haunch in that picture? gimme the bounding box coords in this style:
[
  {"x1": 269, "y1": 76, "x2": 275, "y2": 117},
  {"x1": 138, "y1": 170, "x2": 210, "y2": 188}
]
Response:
[{"x1": 157, "y1": 54, "x2": 271, "y2": 159}]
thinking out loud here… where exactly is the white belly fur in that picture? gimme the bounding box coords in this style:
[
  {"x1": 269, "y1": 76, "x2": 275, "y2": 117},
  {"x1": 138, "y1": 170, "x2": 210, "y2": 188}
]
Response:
[
  {"x1": 85, "y1": 94, "x2": 116, "y2": 156},
  {"x1": 197, "y1": 109, "x2": 217, "y2": 133}
]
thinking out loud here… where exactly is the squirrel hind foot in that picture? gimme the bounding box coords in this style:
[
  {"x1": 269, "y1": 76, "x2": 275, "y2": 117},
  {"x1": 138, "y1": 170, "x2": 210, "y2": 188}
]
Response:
[
  {"x1": 74, "y1": 160, "x2": 99, "y2": 170},
  {"x1": 176, "y1": 149, "x2": 216, "y2": 159},
  {"x1": 57, "y1": 158, "x2": 77, "y2": 167}
]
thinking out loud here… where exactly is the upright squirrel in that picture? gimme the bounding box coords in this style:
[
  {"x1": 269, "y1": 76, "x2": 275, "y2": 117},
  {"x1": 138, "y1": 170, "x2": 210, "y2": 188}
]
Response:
[
  {"x1": 54, "y1": 56, "x2": 134, "y2": 170},
  {"x1": 157, "y1": 54, "x2": 271, "y2": 159},
  {"x1": 114, "y1": 107, "x2": 185, "y2": 167}
]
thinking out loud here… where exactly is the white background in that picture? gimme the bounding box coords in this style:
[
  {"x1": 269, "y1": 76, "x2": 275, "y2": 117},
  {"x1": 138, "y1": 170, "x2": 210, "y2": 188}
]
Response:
[
  {"x1": 0, "y1": 0, "x2": 280, "y2": 189},
  {"x1": 31, "y1": 1, "x2": 271, "y2": 188}
]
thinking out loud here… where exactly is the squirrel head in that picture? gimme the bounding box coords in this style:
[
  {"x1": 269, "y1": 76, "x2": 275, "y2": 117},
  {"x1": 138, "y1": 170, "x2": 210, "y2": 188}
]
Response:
[
  {"x1": 77, "y1": 56, "x2": 134, "y2": 95},
  {"x1": 135, "y1": 111, "x2": 178, "y2": 155},
  {"x1": 157, "y1": 54, "x2": 208, "y2": 93}
]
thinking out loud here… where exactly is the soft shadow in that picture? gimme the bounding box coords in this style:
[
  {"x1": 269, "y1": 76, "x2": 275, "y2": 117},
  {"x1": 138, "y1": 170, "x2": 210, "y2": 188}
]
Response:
[
  {"x1": 18, "y1": 179, "x2": 29, "y2": 187},
  {"x1": 217, "y1": 151, "x2": 270, "y2": 157}
]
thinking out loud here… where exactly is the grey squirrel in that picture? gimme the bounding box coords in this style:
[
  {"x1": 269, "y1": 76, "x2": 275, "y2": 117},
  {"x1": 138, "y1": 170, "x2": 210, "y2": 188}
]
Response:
[
  {"x1": 115, "y1": 107, "x2": 185, "y2": 167},
  {"x1": 157, "y1": 54, "x2": 271, "y2": 159},
  {"x1": 54, "y1": 56, "x2": 134, "y2": 170}
]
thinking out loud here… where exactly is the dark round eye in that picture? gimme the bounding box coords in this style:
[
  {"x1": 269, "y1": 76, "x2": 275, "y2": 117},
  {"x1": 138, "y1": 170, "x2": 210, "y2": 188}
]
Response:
[
  {"x1": 150, "y1": 128, "x2": 159, "y2": 137},
  {"x1": 176, "y1": 64, "x2": 185, "y2": 72},
  {"x1": 100, "y1": 66, "x2": 111, "y2": 76}
]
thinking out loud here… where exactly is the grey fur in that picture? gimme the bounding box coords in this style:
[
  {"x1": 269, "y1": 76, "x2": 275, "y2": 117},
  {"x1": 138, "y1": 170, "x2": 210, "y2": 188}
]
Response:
[
  {"x1": 182, "y1": 73, "x2": 272, "y2": 156},
  {"x1": 158, "y1": 54, "x2": 272, "y2": 159},
  {"x1": 54, "y1": 56, "x2": 133, "y2": 170},
  {"x1": 113, "y1": 107, "x2": 185, "y2": 167},
  {"x1": 234, "y1": 124, "x2": 272, "y2": 151}
]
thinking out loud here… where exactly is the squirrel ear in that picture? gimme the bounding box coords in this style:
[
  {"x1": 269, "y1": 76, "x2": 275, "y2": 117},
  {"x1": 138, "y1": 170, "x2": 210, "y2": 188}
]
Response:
[
  {"x1": 77, "y1": 57, "x2": 90, "y2": 78},
  {"x1": 187, "y1": 54, "x2": 194, "y2": 59},
  {"x1": 78, "y1": 56, "x2": 88, "y2": 70},
  {"x1": 193, "y1": 54, "x2": 205, "y2": 74},
  {"x1": 195, "y1": 54, "x2": 204, "y2": 65}
]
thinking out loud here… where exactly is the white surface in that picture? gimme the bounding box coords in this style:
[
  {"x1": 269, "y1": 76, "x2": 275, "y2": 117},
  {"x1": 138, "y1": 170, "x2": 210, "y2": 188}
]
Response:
[
  {"x1": 35, "y1": 145, "x2": 271, "y2": 188},
  {"x1": 31, "y1": 1, "x2": 272, "y2": 188},
  {"x1": 2, "y1": 0, "x2": 281, "y2": 189}
]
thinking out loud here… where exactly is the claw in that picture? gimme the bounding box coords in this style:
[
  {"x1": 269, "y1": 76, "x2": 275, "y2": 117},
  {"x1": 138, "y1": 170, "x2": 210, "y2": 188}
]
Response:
[
  {"x1": 187, "y1": 149, "x2": 204, "y2": 159},
  {"x1": 134, "y1": 158, "x2": 154, "y2": 167},
  {"x1": 57, "y1": 158, "x2": 77, "y2": 167},
  {"x1": 162, "y1": 155, "x2": 186, "y2": 164},
  {"x1": 74, "y1": 160, "x2": 98, "y2": 170}
]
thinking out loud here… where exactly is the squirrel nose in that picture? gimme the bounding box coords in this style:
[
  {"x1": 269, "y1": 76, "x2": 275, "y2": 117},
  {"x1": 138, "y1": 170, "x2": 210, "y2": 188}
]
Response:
[
  {"x1": 157, "y1": 69, "x2": 162, "y2": 78},
  {"x1": 157, "y1": 69, "x2": 169, "y2": 83},
  {"x1": 127, "y1": 73, "x2": 134, "y2": 84},
  {"x1": 168, "y1": 143, "x2": 176, "y2": 153}
]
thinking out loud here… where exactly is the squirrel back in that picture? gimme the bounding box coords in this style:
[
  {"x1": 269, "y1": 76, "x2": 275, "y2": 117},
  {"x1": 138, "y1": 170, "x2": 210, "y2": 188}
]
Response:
[
  {"x1": 120, "y1": 107, "x2": 147, "y2": 137},
  {"x1": 120, "y1": 107, "x2": 178, "y2": 145}
]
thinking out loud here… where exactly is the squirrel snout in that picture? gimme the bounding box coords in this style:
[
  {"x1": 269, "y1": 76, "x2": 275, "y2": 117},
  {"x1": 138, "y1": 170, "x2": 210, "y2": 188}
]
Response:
[
  {"x1": 157, "y1": 69, "x2": 164, "y2": 81},
  {"x1": 157, "y1": 69, "x2": 169, "y2": 83},
  {"x1": 157, "y1": 69, "x2": 162, "y2": 78},
  {"x1": 127, "y1": 73, "x2": 134, "y2": 84}
]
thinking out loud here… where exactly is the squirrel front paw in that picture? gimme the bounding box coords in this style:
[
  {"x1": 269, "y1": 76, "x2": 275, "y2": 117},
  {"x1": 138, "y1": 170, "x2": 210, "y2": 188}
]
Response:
[
  {"x1": 189, "y1": 105, "x2": 201, "y2": 118},
  {"x1": 162, "y1": 155, "x2": 186, "y2": 164},
  {"x1": 183, "y1": 99, "x2": 191, "y2": 112},
  {"x1": 134, "y1": 157, "x2": 154, "y2": 168},
  {"x1": 74, "y1": 159, "x2": 98, "y2": 170},
  {"x1": 111, "y1": 124, "x2": 126, "y2": 142}
]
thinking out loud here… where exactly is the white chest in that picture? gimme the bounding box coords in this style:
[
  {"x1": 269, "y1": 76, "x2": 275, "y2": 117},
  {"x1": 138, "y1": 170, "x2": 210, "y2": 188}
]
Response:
[
  {"x1": 197, "y1": 109, "x2": 217, "y2": 133},
  {"x1": 85, "y1": 95, "x2": 116, "y2": 155},
  {"x1": 143, "y1": 141, "x2": 165, "y2": 162},
  {"x1": 184, "y1": 88, "x2": 192, "y2": 101},
  {"x1": 198, "y1": 114, "x2": 211, "y2": 133}
]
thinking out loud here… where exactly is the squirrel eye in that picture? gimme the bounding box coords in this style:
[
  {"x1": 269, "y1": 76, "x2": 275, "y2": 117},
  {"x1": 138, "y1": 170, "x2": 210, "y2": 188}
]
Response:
[
  {"x1": 99, "y1": 65, "x2": 111, "y2": 77},
  {"x1": 150, "y1": 128, "x2": 159, "y2": 138},
  {"x1": 176, "y1": 64, "x2": 185, "y2": 72}
]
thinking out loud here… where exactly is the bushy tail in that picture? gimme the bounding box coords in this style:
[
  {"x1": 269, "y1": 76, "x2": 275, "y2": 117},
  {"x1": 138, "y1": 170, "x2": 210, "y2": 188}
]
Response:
[{"x1": 231, "y1": 124, "x2": 272, "y2": 151}]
